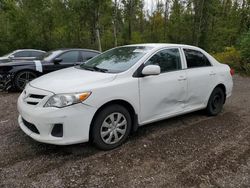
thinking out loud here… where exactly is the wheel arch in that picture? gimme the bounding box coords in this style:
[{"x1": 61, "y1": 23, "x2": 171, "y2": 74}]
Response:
[
  {"x1": 89, "y1": 99, "x2": 138, "y2": 141},
  {"x1": 12, "y1": 69, "x2": 40, "y2": 90},
  {"x1": 13, "y1": 68, "x2": 40, "y2": 77},
  {"x1": 207, "y1": 83, "x2": 227, "y2": 105},
  {"x1": 216, "y1": 83, "x2": 226, "y2": 103}
]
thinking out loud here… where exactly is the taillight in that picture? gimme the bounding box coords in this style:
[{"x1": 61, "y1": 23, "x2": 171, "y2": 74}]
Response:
[{"x1": 230, "y1": 68, "x2": 235, "y2": 76}]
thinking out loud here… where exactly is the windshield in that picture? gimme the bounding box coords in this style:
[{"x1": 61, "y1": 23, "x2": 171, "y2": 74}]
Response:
[
  {"x1": 38, "y1": 50, "x2": 62, "y2": 61},
  {"x1": 80, "y1": 46, "x2": 152, "y2": 73}
]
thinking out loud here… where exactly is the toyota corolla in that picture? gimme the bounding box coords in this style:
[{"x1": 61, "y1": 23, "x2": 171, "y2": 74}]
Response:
[{"x1": 17, "y1": 44, "x2": 233, "y2": 150}]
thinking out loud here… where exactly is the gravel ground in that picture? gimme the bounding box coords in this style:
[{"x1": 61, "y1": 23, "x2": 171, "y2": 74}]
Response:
[{"x1": 0, "y1": 75, "x2": 249, "y2": 188}]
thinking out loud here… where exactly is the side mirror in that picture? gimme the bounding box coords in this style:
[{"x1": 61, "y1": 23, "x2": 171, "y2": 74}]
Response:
[
  {"x1": 9, "y1": 55, "x2": 14, "y2": 60},
  {"x1": 53, "y1": 58, "x2": 62, "y2": 64},
  {"x1": 142, "y1": 65, "x2": 161, "y2": 76}
]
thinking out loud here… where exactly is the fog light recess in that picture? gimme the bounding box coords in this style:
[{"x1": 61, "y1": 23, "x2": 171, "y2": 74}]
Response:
[{"x1": 51, "y1": 124, "x2": 63, "y2": 137}]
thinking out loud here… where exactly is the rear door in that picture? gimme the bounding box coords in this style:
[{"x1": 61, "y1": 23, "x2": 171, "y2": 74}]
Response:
[
  {"x1": 139, "y1": 48, "x2": 187, "y2": 123},
  {"x1": 183, "y1": 48, "x2": 217, "y2": 109},
  {"x1": 30, "y1": 51, "x2": 45, "y2": 59}
]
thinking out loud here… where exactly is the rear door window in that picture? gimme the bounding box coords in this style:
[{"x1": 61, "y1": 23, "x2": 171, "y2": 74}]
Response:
[
  {"x1": 30, "y1": 51, "x2": 44, "y2": 57},
  {"x1": 183, "y1": 49, "x2": 211, "y2": 68}
]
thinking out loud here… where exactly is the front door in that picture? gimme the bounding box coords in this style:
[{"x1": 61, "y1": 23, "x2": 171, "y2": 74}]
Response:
[
  {"x1": 139, "y1": 48, "x2": 187, "y2": 124},
  {"x1": 43, "y1": 50, "x2": 80, "y2": 74}
]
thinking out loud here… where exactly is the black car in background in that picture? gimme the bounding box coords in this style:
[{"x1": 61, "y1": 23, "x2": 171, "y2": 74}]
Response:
[
  {"x1": 0, "y1": 49, "x2": 46, "y2": 63},
  {"x1": 0, "y1": 48, "x2": 100, "y2": 91}
]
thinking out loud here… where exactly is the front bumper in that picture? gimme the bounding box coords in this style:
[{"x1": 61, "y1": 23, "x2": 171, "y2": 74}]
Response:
[{"x1": 17, "y1": 87, "x2": 97, "y2": 145}]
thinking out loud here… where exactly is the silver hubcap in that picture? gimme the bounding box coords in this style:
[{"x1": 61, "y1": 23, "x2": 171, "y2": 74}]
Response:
[{"x1": 100, "y1": 112, "x2": 127, "y2": 145}]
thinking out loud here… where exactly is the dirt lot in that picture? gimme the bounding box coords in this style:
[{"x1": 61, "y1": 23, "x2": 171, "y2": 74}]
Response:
[{"x1": 0, "y1": 75, "x2": 250, "y2": 188}]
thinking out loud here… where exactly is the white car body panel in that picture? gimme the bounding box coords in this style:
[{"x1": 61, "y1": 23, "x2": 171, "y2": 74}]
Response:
[
  {"x1": 30, "y1": 67, "x2": 117, "y2": 93},
  {"x1": 17, "y1": 43, "x2": 233, "y2": 145},
  {"x1": 17, "y1": 85, "x2": 97, "y2": 145},
  {"x1": 139, "y1": 70, "x2": 187, "y2": 123}
]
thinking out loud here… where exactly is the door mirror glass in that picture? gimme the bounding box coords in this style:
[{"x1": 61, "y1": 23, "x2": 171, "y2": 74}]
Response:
[
  {"x1": 53, "y1": 58, "x2": 62, "y2": 64},
  {"x1": 142, "y1": 65, "x2": 161, "y2": 76}
]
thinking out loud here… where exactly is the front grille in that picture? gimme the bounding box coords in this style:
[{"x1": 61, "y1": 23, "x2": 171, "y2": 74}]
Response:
[
  {"x1": 29, "y1": 94, "x2": 45, "y2": 99},
  {"x1": 24, "y1": 93, "x2": 47, "y2": 106},
  {"x1": 22, "y1": 118, "x2": 40, "y2": 134},
  {"x1": 27, "y1": 101, "x2": 39, "y2": 105}
]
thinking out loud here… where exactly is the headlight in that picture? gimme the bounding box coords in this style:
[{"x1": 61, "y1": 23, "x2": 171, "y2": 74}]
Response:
[{"x1": 44, "y1": 92, "x2": 91, "y2": 108}]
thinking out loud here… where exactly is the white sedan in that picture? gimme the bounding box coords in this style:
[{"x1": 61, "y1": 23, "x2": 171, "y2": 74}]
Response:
[{"x1": 17, "y1": 44, "x2": 233, "y2": 150}]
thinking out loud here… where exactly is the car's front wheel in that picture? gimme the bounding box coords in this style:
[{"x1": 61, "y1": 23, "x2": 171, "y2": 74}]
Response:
[
  {"x1": 14, "y1": 71, "x2": 37, "y2": 91},
  {"x1": 91, "y1": 104, "x2": 132, "y2": 150},
  {"x1": 206, "y1": 87, "x2": 225, "y2": 116}
]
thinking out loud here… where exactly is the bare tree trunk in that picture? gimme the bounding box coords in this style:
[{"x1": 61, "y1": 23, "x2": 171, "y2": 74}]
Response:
[
  {"x1": 139, "y1": 0, "x2": 144, "y2": 33},
  {"x1": 96, "y1": 27, "x2": 102, "y2": 52},
  {"x1": 95, "y1": 2, "x2": 102, "y2": 52},
  {"x1": 113, "y1": 0, "x2": 119, "y2": 47},
  {"x1": 164, "y1": 0, "x2": 169, "y2": 41},
  {"x1": 239, "y1": 0, "x2": 246, "y2": 33},
  {"x1": 128, "y1": 0, "x2": 134, "y2": 42},
  {"x1": 113, "y1": 21, "x2": 118, "y2": 47},
  {"x1": 196, "y1": 0, "x2": 205, "y2": 46}
]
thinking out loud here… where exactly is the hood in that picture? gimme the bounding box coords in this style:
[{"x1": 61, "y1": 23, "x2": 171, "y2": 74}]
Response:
[{"x1": 30, "y1": 67, "x2": 116, "y2": 93}]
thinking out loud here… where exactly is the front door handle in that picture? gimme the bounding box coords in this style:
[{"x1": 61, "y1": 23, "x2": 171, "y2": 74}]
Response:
[{"x1": 178, "y1": 76, "x2": 187, "y2": 81}]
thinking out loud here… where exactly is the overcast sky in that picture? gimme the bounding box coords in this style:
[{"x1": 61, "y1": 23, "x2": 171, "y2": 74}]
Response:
[{"x1": 144, "y1": 0, "x2": 156, "y2": 12}]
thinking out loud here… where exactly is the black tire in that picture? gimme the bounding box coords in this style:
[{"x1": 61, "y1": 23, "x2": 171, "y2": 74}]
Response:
[
  {"x1": 14, "y1": 71, "x2": 37, "y2": 91},
  {"x1": 206, "y1": 87, "x2": 225, "y2": 116},
  {"x1": 91, "y1": 104, "x2": 132, "y2": 150}
]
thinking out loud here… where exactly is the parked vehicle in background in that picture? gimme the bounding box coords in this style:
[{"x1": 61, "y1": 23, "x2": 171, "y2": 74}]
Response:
[
  {"x1": 0, "y1": 48, "x2": 100, "y2": 91},
  {"x1": 17, "y1": 44, "x2": 234, "y2": 150},
  {"x1": 0, "y1": 49, "x2": 46, "y2": 63}
]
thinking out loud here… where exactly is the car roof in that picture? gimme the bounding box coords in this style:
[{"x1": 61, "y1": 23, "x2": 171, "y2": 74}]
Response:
[
  {"x1": 123, "y1": 43, "x2": 204, "y2": 50},
  {"x1": 14, "y1": 49, "x2": 46, "y2": 53},
  {"x1": 55, "y1": 48, "x2": 100, "y2": 53}
]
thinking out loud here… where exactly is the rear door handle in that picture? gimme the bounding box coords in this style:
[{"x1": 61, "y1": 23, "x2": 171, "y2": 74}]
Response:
[
  {"x1": 209, "y1": 72, "x2": 216, "y2": 76},
  {"x1": 178, "y1": 76, "x2": 187, "y2": 81}
]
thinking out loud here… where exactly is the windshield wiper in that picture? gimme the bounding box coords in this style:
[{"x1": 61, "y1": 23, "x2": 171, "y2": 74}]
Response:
[
  {"x1": 81, "y1": 65, "x2": 108, "y2": 73},
  {"x1": 93, "y1": 66, "x2": 108, "y2": 73},
  {"x1": 81, "y1": 66, "x2": 95, "y2": 71}
]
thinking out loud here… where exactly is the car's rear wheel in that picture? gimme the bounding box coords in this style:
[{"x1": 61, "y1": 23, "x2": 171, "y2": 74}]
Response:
[
  {"x1": 206, "y1": 87, "x2": 225, "y2": 116},
  {"x1": 91, "y1": 104, "x2": 132, "y2": 150},
  {"x1": 14, "y1": 71, "x2": 37, "y2": 91}
]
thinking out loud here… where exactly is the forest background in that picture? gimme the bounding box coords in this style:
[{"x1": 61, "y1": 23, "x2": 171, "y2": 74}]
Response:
[{"x1": 0, "y1": 0, "x2": 250, "y2": 74}]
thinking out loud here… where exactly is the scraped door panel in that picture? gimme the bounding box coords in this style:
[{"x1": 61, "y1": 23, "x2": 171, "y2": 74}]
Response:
[
  {"x1": 185, "y1": 67, "x2": 216, "y2": 109},
  {"x1": 139, "y1": 48, "x2": 187, "y2": 124},
  {"x1": 139, "y1": 71, "x2": 187, "y2": 123},
  {"x1": 183, "y1": 48, "x2": 217, "y2": 109}
]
